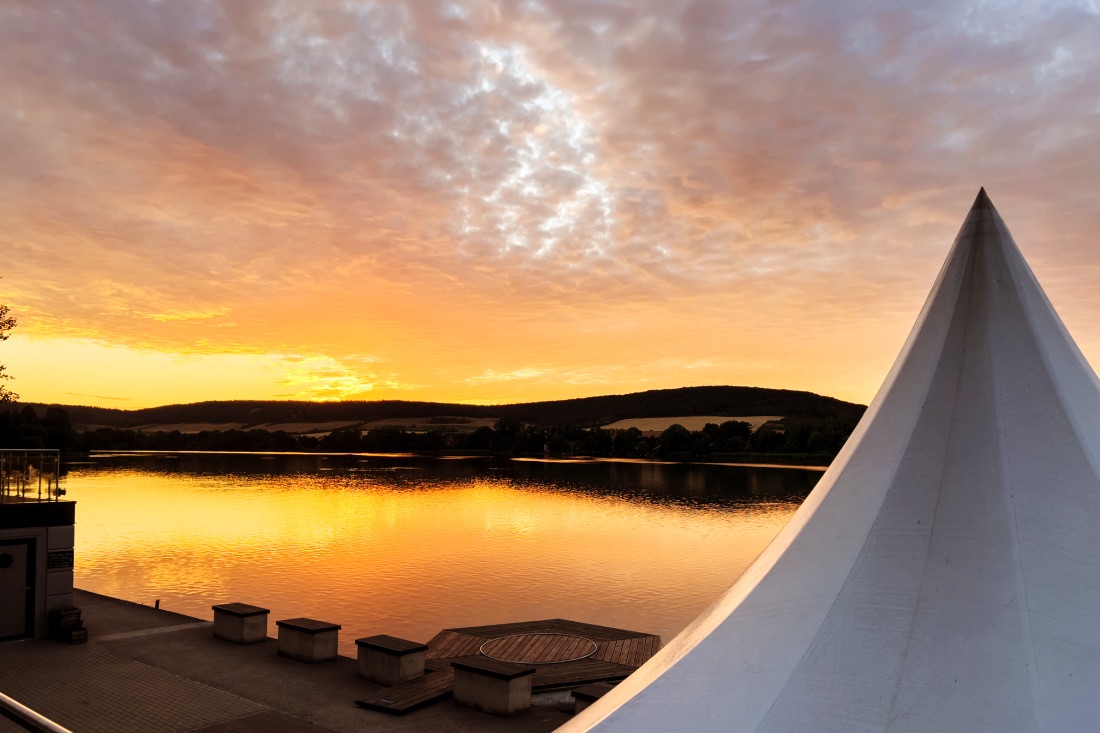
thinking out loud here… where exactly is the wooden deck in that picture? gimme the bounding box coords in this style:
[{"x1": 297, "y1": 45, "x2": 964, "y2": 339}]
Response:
[
  {"x1": 355, "y1": 661, "x2": 456, "y2": 714},
  {"x1": 356, "y1": 619, "x2": 660, "y2": 715},
  {"x1": 481, "y1": 632, "x2": 597, "y2": 664}
]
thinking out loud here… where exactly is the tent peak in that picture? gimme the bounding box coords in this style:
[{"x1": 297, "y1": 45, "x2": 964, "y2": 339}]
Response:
[
  {"x1": 971, "y1": 186, "x2": 994, "y2": 213},
  {"x1": 560, "y1": 186, "x2": 1100, "y2": 733}
]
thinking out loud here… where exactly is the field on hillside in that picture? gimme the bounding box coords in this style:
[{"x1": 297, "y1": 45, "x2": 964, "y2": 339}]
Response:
[{"x1": 602, "y1": 415, "x2": 781, "y2": 432}]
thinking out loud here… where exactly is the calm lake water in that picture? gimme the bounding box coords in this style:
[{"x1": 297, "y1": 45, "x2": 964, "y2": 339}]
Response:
[{"x1": 65, "y1": 453, "x2": 821, "y2": 655}]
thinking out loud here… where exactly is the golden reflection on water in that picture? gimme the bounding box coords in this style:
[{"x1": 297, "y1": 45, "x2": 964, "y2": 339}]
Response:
[{"x1": 68, "y1": 459, "x2": 807, "y2": 655}]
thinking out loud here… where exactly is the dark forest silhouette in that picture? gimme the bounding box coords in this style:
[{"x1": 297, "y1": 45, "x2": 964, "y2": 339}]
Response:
[{"x1": 1, "y1": 402, "x2": 859, "y2": 463}]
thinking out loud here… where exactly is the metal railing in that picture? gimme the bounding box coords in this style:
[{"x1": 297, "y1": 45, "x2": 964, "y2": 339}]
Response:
[
  {"x1": 0, "y1": 691, "x2": 75, "y2": 733},
  {"x1": 0, "y1": 449, "x2": 64, "y2": 503}
]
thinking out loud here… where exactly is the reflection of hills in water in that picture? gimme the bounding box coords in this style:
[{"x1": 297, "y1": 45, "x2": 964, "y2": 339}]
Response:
[
  {"x1": 504, "y1": 459, "x2": 819, "y2": 505},
  {"x1": 84, "y1": 452, "x2": 820, "y2": 506}
]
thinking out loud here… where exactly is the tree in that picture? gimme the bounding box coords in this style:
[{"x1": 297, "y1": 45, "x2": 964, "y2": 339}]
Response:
[
  {"x1": 469, "y1": 426, "x2": 494, "y2": 450},
  {"x1": 714, "y1": 420, "x2": 752, "y2": 452},
  {"x1": 751, "y1": 425, "x2": 785, "y2": 452},
  {"x1": 491, "y1": 417, "x2": 520, "y2": 452},
  {"x1": 658, "y1": 424, "x2": 693, "y2": 456},
  {"x1": 0, "y1": 303, "x2": 15, "y2": 403},
  {"x1": 320, "y1": 427, "x2": 362, "y2": 453},
  {"x1": 43, "y1": 406, "x2": 79, "y2": 452}
]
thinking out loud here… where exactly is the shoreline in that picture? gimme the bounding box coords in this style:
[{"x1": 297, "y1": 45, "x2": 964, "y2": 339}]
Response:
[{"x1": 79, "y1": 449, "x2": 832, "y2": 470}]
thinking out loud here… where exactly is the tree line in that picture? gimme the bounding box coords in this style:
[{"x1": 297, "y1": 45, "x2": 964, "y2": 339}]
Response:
[{"x1": 0, "y1": 404, "x2": 857, "y2": 462}]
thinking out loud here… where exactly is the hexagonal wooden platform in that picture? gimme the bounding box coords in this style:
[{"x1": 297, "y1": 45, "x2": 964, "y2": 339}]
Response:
[{"x1": 355, "y1": 619, "x2": 660, "y2": 715}]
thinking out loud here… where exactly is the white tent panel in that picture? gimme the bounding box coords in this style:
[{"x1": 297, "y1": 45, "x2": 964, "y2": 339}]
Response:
[{"x1": 558, "y1": 190, "x2": 1100, "y2": 732}]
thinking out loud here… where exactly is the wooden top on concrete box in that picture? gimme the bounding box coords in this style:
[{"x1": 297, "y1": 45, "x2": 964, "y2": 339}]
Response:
[
  {"x1": 356, "y1": 634, "x2": 428, "y2": 654},
  {"x1": 211, "y1": 603, "x2": 269, "y2": 617},
  {"x1": 451, "y1": 657, "x2": 536, "y2": 680},
  {"x1": 276, "y1": 617, "x2": 340, "y2": 634},
  {"x1": 212, "y1": 602, "x2": 269, "y2": 645}
]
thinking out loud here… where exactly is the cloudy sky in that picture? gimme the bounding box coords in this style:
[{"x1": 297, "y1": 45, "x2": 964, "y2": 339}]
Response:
[{"x1": 3, "y1": 0, "x2": 1100, "y2": 409}]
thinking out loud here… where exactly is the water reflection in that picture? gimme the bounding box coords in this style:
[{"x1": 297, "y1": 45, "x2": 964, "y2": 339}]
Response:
[
  {"x1": 68, "y1": 454, "x2": 818, "y2": 655},
  {"x1": 87, "y1": 453, "x2": 819, "y2": 503}
]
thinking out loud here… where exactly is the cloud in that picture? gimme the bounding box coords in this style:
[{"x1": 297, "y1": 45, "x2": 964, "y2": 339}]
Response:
[
  {"x1": 3, "y1": 1, "x2": 1100, "y2": 406},
  {"x1": 64, "y1": 392, "x2": 132, "y2": 402},
  {"x1": 139, "y1": 308, "x2": 232, "y2": 323},
  {"x1": 275, "y1": 354, "x2": 416, "y2": 401},
  {"x1": 464, "y1": 368, "x2": 551, "y2": 385}
]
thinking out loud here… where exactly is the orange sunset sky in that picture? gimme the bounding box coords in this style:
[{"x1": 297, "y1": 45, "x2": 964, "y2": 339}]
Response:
[{"x1": 3, "y1": 1, "x2": 1100, "y2": 410}]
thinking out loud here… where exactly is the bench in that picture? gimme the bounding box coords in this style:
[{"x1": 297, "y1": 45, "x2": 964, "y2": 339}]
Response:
[
  {"x1": 451, "y1": 657, "x2": 536, "y2": 717},
  {"x1": 212, "y1": 603, "x2": 269, "y2": 644},
  {"x1": 276, "y1": 617, "x2": 340, "y2": 663}
]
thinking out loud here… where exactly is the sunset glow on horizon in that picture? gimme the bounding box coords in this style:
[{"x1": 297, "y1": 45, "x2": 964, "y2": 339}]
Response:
[{"x1": 4, "y1": 2, "x2": 1100, "y2": 410}]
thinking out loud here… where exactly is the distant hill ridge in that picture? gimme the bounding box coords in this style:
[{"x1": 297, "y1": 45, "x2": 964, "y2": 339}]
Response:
[{"x1": 27, "y1": 386, "x2": 865, "y2": 430}]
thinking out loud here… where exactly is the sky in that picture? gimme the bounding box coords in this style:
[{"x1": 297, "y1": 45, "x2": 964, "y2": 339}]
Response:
[{"x1": 3, "y1": 0, "x2": 1100, "y2": 410}]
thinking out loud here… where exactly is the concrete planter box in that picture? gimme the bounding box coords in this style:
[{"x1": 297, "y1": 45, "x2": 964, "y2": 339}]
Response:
[
  {"x1": 356, "y1": 634, "x2": 427, "y2": 685},
  {"x1": 452, "y1": 658, "x2": 535, "y2": 717},
  {"x1": 212, "y1": 603, "x2": 269, "y2": 644},
  {"x1": 276, "y1": 617, "x2": 340, "y2": 663}
]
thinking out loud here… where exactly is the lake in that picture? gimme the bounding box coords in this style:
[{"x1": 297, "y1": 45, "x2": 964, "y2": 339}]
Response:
[{"x1": 64, "y1": 453, "x2": 821, "y2": 655}]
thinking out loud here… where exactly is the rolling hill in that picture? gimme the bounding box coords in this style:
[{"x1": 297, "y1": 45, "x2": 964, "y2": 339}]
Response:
[{"x1": 24, "y1": 386, "x2": 865, "y2": 433}]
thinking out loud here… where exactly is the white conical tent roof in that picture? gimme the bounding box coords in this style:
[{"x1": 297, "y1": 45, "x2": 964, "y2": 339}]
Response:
[{"x1": 559, "y1": 190, "x2": 1100, "y2": 732}]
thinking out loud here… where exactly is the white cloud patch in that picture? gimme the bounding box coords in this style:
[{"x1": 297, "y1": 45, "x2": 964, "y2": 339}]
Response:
[
  {"x1": 140, "y1": 308, "x2": 232, "y2": 323},
  {"x1": 464, "y1": 368, "x2": 550, "y2": 385},
  {"x1": 275, "y1": 354, "x2": 414, "y2": 401}
]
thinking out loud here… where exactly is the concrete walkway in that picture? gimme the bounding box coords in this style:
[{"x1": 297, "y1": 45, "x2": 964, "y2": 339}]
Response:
[{"x1": 0, "y1": 590, "x2": 571, "y2": 733}]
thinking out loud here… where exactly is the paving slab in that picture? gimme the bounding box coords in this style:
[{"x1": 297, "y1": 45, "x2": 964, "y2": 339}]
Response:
[
  {"x1": 191, "y1": 710, "x2": 339, "y2": 732},
  {"x1": 0, "y1": 639, "x2": 265, "y2": 733},
  {"x1": 0, "y1": 589, "x2": 572, "y2": 733}
]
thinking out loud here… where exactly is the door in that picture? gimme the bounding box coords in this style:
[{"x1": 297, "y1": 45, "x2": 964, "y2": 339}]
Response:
[{"x1": 0, "y1": 539, "x2": 34, "y2": 639}]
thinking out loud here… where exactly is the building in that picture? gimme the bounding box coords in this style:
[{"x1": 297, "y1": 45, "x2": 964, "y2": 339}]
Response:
[{"x1": 0, "y1": 449, "x2": 76, "y2": 640}]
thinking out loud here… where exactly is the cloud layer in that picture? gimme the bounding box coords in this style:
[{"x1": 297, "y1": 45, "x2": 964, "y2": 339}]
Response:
[{"x1": 3, "y1": 0, "x2": 1100, "y2": 406}]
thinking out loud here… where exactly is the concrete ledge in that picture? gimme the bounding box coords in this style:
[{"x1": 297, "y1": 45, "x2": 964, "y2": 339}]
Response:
[
  {"x1": 212, "y1": 603, "x2": 269, "y2": 644},
  {"x1": 452, "y1": 658, "x2": 535, "y2": 717},
  {"x1": 276, "y1": 617, "x2": 340, "y2": 663},
  {"x1": 0, "y1": 501, "x2": 75, "y2": 529},
  {"x1": 356, "y1": 634, "x2": 428, "y2": 685}
]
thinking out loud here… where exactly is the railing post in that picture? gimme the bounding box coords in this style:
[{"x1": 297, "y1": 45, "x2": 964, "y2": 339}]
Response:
[{"x1": 0, "y1": 449, "x2": 62, "y2": 503}]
